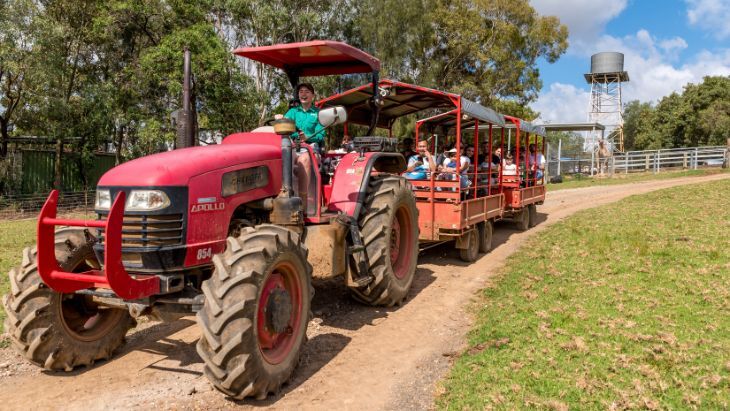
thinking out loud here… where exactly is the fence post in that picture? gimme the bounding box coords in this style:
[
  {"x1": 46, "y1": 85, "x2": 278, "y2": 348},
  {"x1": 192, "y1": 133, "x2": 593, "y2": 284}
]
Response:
[
  {"x1": 557, "y1": 138, "x2": 562, "y2": 177},
  {"x1": 683, "y1": 152, "x2": 688, "y2": 169},
  {"x1": 694, "y1": 147, "x2": 699, "y2": 169}
]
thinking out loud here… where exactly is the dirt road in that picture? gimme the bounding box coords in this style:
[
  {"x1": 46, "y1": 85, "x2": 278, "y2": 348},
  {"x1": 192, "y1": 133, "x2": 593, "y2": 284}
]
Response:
[{"x1": 1, "y1": 173, "x2": 727, "y2": 410}]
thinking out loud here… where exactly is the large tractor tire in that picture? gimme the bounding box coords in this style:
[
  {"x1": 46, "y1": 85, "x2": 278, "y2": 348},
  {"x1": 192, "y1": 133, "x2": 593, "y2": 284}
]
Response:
[
  {"x1": 351, "y1": 175, "x2": 419, "y2": 307},
  {"x1": 196, "y1": 224, "x2": 313, "y2": 400},
  {"x1": 478, "y1": 220, "x2": 493, "y2": 253},
  {"x1": 2, "y1": 228, "x2": 135, "y2": 371}
]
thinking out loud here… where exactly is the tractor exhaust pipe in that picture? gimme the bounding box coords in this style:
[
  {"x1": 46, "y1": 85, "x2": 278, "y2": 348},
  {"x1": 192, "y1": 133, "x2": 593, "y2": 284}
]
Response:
[
  {"x1": 176, "y1": 48, "x2": 197, "y2": 149},
  {"x1": 269, "y1": 119, "x2": 302, "y2": 230}
]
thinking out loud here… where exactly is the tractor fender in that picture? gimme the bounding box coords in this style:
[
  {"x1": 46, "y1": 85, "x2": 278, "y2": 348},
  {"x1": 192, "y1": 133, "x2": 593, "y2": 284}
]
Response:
[{"x1": 326, "y1": 152, "x2": 406, "y2": 219}]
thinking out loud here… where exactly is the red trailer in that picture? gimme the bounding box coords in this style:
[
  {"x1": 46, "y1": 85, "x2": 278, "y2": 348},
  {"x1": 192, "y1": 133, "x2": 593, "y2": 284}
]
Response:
[
  {"x1": 498, "y1": 116, "x2": 547, "y2": 230},
  {"x1": 319, "y1": 80, "x2": 507, "y2": 261}
]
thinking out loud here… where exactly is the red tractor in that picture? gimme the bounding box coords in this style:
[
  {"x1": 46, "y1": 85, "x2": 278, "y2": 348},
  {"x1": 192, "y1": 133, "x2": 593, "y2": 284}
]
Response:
[{"x1": 2, "y1": 41, "x2": 419, "y2": 399}]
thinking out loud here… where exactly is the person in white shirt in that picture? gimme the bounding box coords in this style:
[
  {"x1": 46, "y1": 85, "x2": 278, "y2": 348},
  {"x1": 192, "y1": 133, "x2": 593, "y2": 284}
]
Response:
[
  {"x1": 528, "y1": 143, "x2": 545, "y2": 180},
  {"x1": 502, "y1": 154, "x2": 517, "y2": 176}
]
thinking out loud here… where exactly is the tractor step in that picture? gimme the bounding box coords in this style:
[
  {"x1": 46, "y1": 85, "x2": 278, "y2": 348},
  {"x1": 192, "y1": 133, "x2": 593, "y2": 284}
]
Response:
[
  {"x1": 351, "y1": 274, "x2": 374, "y2": 288},
  {"x1": 348, "y1": 245, "x2": 365, "y2": 254}
]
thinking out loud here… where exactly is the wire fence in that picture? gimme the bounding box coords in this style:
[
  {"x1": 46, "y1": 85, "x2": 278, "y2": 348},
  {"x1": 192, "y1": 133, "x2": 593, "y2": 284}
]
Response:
[{"x1": 0, "y1": 191, "x2": 98, "y2": 221}]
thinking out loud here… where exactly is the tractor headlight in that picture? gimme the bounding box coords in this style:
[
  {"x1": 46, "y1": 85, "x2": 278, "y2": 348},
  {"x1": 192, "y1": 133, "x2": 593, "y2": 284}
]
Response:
[
  {"x1": 95, "y1": 189, "x2": 111, "y2": 210},
  {"x1": 125, "y1": 190, "x2": 171, "y2": 211}
]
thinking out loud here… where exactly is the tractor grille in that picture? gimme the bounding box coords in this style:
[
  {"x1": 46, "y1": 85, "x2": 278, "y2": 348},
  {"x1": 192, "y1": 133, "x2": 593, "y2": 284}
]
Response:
[{"x1": 98, "y1": 214, "x2": 185, "y2": 248}]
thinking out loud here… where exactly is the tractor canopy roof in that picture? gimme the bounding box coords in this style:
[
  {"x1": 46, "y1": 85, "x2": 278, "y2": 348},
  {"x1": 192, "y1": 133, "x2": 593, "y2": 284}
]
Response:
[
  {"x1": 318, "y1": 79, "x2": 505, "y2": 129},
  {"x1": 233, "y1": 40, "x2": 380, "y2": 78}
]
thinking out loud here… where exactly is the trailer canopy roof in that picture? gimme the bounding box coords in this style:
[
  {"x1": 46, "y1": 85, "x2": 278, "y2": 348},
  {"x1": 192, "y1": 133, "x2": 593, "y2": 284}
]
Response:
[
  {"x1": 318, "y1": 79, "x2": 504, "y2": 128},
  {"x1": 233, "y1": 40, "x2": 380, "y2": 77}
]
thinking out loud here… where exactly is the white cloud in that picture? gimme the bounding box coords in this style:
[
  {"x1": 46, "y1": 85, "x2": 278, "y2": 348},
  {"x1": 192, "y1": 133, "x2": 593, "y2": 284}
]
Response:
[
  {"x1": 532, "y1": 30, "x2": 730, "y2": 124},
  {"x1": 686, "y1": 0, "x2": 730, "y2": 39},
  {"x1": 531, "y1": 83, "x2": 590, "y2": 124},
  {"x1": 530, "y1": 0, "x2": 628, "y2": 41},
  {"x1": 590, "y1": 30, "x2": 730, "y2": 102}
]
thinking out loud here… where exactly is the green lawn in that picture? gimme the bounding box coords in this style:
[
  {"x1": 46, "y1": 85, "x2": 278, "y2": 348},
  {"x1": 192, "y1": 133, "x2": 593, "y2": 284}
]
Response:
[
  {"x1": 0, "y1": 218, "x2": 36, "y2": 335},
  {"x1": 548, "y1": 168, "x2": 728, "y2": 191},
  {"x1": 438, "y1": 179, "x2": 730, "y2": 410}
]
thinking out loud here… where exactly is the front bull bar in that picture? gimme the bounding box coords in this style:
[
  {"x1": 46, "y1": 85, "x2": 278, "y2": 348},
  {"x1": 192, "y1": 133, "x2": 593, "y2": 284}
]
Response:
[{"x1": 37, "y1": 190, "x2": 160, "y2": 300}]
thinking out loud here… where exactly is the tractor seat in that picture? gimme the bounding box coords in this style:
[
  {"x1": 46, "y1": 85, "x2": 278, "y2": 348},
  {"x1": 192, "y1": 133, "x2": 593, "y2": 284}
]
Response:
[{"x1": 352, "y1": 136, "x2": 398, "y2": 153}]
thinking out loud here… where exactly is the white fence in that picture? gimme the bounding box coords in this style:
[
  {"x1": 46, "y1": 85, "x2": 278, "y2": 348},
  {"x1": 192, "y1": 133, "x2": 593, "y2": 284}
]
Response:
[
  {"x1": 611, "y1": 146, "x2": 728, "y2": 174},
  {"x1": 546, "y1": 145, "x2": 728, "y2": 178}
]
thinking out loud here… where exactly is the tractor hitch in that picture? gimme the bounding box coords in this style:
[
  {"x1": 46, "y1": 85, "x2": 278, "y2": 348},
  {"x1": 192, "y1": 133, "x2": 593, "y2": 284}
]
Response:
[{"x1": 36, "y1": 190, "x2": 161, "y2": 300}]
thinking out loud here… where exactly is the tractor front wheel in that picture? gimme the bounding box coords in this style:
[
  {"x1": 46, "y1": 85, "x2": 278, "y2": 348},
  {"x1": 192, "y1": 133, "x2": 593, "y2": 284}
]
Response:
[
  {"x1": 196, "y1": 224, "x2": 313, "y2": 400},
  {"x1": 2, "y1": 228, "x2": 135, "y2": 371},
  {"x1": 351, "y1": 175, "x2": 419, "y2": 307}
]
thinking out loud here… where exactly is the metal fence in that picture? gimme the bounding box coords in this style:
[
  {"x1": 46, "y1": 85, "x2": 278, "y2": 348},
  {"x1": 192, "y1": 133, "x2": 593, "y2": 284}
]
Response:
[
  {"x1": 0, "y1": 191, "x2": 97, "y2": 220},
  {"x1": 546, "y1": 145, "x2": 728, "y2": 178},
  {"x1": 611, "y1": 146, "x2": 728, "y2": 174}
]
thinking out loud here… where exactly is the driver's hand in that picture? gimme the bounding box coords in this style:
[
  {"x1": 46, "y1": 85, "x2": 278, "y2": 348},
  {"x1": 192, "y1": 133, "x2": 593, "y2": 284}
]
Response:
[{"x1": 274, "y1": 114, "x2": 284, "y2": 120}]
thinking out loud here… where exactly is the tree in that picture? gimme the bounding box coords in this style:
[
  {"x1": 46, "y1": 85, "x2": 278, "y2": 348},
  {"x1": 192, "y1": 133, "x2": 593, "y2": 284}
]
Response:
[
  {"x1": 0, "y1": 0, "x2": 39, "y2": 158},
  {"x1": 424, "y1": 0, "x2": 567, "y2": 108},
  {"x1": 622, "y1": 100, "x2": 654, "y2": 151}
]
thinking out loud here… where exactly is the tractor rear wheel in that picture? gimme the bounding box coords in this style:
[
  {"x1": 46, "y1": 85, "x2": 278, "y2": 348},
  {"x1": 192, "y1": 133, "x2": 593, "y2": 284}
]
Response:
[
  {"x1": 459, "y1": 229, "x2": 479, "y2": 262},
  {"x1": 478, "y1": 220, "x2": 493, "y2": 253},
  {"x1": 196, "y1": 224, "x2": 313, "y2": 400},
  {"x1": 528, "y1": 204, "x2": 538, "y2": 228},
  {"x1": 351, "y1": 175, "x2": 418, "y2": 307},
  {"x1": 515, "y1": 208, "x2": 529, "y2": 231},
  {"x1": 2, "y1": 228, "x2": 135, "y2": 371}
]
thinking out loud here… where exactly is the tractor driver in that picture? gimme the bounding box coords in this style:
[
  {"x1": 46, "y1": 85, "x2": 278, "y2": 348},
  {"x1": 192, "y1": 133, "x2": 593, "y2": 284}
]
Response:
[{"x1": 275, "y1": 82, "x2": 325, "y2": 215}]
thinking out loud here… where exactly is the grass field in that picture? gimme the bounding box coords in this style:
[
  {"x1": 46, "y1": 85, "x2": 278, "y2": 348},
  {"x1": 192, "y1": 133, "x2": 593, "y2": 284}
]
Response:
[
  {"x1": 547, "y1": 168, "x2": 728, "y2": 191},
  {"x1": 437, "y1": 179, "x2": 730, "y2": 409}
]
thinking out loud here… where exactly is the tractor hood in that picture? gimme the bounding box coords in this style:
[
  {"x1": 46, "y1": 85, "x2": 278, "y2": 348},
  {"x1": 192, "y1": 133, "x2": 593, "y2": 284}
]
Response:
[{"x1": 98, "y1": 143, "x2": 281, "y2": 187}]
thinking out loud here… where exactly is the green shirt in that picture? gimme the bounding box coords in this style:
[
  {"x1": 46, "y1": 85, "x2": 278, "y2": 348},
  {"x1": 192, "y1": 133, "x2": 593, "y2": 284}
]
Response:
[{"x1": 284, "y1": 105, "x2": 326, "y2": 145}]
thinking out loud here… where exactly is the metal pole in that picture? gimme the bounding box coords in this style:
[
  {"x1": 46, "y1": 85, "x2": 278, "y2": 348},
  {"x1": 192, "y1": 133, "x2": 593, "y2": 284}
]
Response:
[
  {"x1": 507, "y1": 129, "x2": 511, "y2": 150},
  {"x1": 557, "y1": 138, "x2": 562, "y2": 176}
]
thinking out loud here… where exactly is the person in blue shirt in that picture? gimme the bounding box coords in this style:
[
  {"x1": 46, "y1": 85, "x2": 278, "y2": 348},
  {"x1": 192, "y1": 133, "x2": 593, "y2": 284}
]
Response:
[{"x1": 404, "y1": 139, "x2": 437, "y2": 180}]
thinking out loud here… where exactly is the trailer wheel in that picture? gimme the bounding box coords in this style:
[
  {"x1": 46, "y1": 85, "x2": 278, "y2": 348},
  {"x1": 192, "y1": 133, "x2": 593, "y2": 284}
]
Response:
[
  {"x1": 528, "y1": 204, "x2": 538, "y2": 228},
  {"x1": 196, "y1": 224, "x2": 313, "y2": 400},
  {"x1": 351, "y1": 175, "x2": 418, "y2": 307},
  {"x1": 459, "y1": 229, "x2": 479, "y2": 262},
  {"x1": 515, "y1": 208, "x2": 530, "y2": 231},
  {"x1": 2, "y1": 228, "x2": 135, "y2": 371},
  {"x1": 478, "y1": 221, "x2": 493, "y2": 253}
]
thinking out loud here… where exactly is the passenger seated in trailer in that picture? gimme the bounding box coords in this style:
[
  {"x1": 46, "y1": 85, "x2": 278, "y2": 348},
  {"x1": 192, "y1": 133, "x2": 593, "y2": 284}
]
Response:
[
  {"x1": 404, "y1": 139, "x2": 437, "y2": 180},
  {"x1": 401, "y1": 137, "x2": 416, "y2": 160},
  {"x1": 528, "y1": 143, "x2": 546, "y2": 182},
  {"x1": 439, "y1": 147, "x2": 472, "y2": 190},
  {"x1": 502, "y1": 154, "x2": 517, "y2": 177}
]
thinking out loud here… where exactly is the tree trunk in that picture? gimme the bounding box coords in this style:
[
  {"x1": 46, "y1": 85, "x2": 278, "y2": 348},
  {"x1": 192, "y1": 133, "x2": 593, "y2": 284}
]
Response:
[
  {"x1": 54, "y1": 138, "x2": 64, "y2": 190},
  {"x1": 0, "y1": 118, "x2": 8, "y2": 159},
  {"x1": 114, "y1": 125, "x2": 124, "y2": 165}
]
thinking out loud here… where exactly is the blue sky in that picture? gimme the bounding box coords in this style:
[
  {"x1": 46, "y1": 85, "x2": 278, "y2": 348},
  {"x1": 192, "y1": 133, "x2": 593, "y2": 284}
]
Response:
[{"x1": 529, "y1": 0, "x2": 730, "y2": 123}]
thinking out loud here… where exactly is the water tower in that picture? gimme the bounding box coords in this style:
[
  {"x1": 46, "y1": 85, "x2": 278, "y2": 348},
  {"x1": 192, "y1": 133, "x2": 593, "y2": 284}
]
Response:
[{"x1": 584, "y1": 52, "x2": 629, "y2": 152}]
